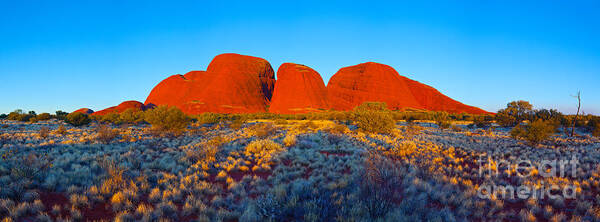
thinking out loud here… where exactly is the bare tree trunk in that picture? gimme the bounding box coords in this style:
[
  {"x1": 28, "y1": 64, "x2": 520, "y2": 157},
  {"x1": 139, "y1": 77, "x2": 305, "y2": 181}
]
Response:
[{"x1": 570, "y1": 91, "x2": 581, "y2": 137}]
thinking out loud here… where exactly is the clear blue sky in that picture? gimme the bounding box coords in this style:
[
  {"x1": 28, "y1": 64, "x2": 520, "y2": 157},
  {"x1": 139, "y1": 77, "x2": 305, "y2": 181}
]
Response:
[{"x1": 1, "y1": 0, "x2": 598, "y2": 114}]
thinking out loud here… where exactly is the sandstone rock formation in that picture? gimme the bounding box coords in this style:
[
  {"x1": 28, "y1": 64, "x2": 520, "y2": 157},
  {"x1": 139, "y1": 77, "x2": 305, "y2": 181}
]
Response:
[
  {"x1": 72, "y1": 108, "x2": 94, "y2": 114},
  {"x1": 142, "y1": 54, "x2": 490, "y2": 115},
  {"x1": 327, "y1": 62, "x2": 424, "y2": 111},
  {"x1": 145, "y1": 53, "x2": 276, "y2": 114},
  {"x1": 92, "y1": 100, "x2": 146, "y2": 116},
  {"x1": 403, "y1": 77, "x2": 491, "y2": 114},
  {"x1": 269, "y1": 63, "x2": 329, "y2": 114},
  {"x1": 144, "y1": 71, "x2": 207, "y2": 110}
]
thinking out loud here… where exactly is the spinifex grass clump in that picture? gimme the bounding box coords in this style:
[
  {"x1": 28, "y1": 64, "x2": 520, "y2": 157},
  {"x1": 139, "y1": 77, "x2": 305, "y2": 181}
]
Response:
[{"x1": 352, "y1": 102, "x2": 395, "y2": 134}]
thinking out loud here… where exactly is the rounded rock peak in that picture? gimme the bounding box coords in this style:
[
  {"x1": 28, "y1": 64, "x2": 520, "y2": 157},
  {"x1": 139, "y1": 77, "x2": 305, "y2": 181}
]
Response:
[
  {"x1": 327, "y1": 62, "x2": 423, "y2": 111},
  {"x1": 73, "y1": 108, "x2": 94, "y2": 114},
  {"x1": 269, "y1": 63, "x2": 329, "y2": 114}
]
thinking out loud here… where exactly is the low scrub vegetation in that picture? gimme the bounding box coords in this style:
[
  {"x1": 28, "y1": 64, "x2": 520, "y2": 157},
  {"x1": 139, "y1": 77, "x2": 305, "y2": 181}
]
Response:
[
  {"x1": 143, "y1": 105, "x2": 190, "y2": 135},
  {"x1": 65, "y1": 112, "x2": 91, "y2": 126},
  {"x1": 352, "y1": 102, "x2": 395, "y2": 134},
  {"x1": 510, "y1": 120, "x2": 555, "y2": 145},
  {"x1": 1, "y1": 102, "x2": 599, "y2": 221}
]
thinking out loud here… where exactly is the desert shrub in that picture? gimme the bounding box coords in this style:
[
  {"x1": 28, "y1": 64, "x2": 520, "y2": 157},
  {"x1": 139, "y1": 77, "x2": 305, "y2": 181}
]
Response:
[
  {"x1": 36, "y1": 113, "x2": 51, "y2": 121},
  {"x1": 39, "y1": 127, "x2": 50, "y2": 139},
  {"x1": 352, "y1": 102, "x2": 395, "y2": 134},
  {"x1": 95, "y1": 125, "x2": 119, "y2": 144},
  {"x1": 403, "y1": 121, "x2": 422, "y2": 138},
  {"x1": 355, "y1": 102, "x2": 389, "y2": 112},
  {"x1": 65, "y1": 112, "x2": 91, "y2": 127},
  {"x1": 433, "y1": 112, "x2": 451, "y2": 130},
  {"x1": 54, "y1": 110, "x2": 68, "y2": 120},
  {"x1": 510, "y1": 120, "x2": 555, "y2": 145},
  {"x1": 451, "y1": 124, "x2": 463, "y2": 132},
  {"x1": 196, "y1": 113, "x2": 223, "y2": 125},
  {"x1": 54, "y1": 125, "x2": 67, "y2": 136},
  {"x1": 99, "y1": 159, "x2": 129, "y2": 197},
  {"x1": 100, "y1": 113, "x2": 121, "y2": 125},
  {"x1": 593, "y1": 124, "x2": 600, "y2": 138},
  {"x1": 533, "y1": 109, "x2": 564, "y2": 127},
  {"x1": 273, "y1": 119, "x2": 288, "y2": 125},
  {"x1": 324, "y1": 122, "x2": 348, "y2": 134},
  {"x1": 185, "y1": 136, "x2": 223, "y2": 164},
  {"x1": 359, "y1": 150, "x2": 402, "y2": 218},
  {"x1": 245, "y1": 139, "x2": 283, "y2": 168},
  {"x1": 248, "y1": 122, "x2": 276, "y2": 138},
  {"x1": 7, "y1": 110, "x2": 34, "y2": 122},
  {"x1": 229, "y1": 118, "x2": 246, "y2": 130},
  {"x1": 473, "y1": 115, "x2": 492, "y2": 128},
  {"x1": 496, "y1": 100, "x2": 533, "y2": 127},
  {"x1": 296, "y1": 121, "x2": 319, "y2": 132},
  {"x1": 119, "y1": 109, "x2": 144, "y2": 125},
  {"x1": 283, "y1": 134, "x2": 297, "y2": 147},
  {"x1": 144, "y1": 105, "x2": 190, "y2": 134}
]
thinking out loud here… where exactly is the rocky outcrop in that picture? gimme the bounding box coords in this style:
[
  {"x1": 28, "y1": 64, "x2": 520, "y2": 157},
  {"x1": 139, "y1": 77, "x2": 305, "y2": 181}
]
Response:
[
  {"x1": 269, "y1": 63, "x2": 329, "y2": 114},
  {"x1": 72, "y1": 108, "x2": 94, "y2": 114},
  {"x1": 403, "y1": 77, "x2": 492, "y2": 114},
  {"x1": 327, "y1": 62, "x2": 423, "y2": 111},
  {"x1": 91, "y1": 100, "x2": 146, "y2": 116},
  {"x1": 145, "y1": 53, "x2": 276, "y2": 114}
]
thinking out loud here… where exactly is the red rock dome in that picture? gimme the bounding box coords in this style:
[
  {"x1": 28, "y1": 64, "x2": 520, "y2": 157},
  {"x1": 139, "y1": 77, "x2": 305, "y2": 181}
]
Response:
[
  {"x1": 184, "y1": 53, "x2": 276, "y2": 114},
  {"x1": 144, "y1": 53, "x2": 276, "y2": 114},
  {"x1": 403, "y1": 77, "x2": 492, "y2": 114},
  {"x1": 92, "y1": 100, "x2": 146, "y2": 116},
  {"x1": 144, "y1": 71, "x2": 208, "y2": 110},
  {"x1": 269, "y1": 63, "x2": 329, "y2": 114},
  {"x1": 327, "y1": 62, "x2": 424, "y2": 111},
  {"x1": 72, "y1": 108, "x2": 94, "y2": 114}
]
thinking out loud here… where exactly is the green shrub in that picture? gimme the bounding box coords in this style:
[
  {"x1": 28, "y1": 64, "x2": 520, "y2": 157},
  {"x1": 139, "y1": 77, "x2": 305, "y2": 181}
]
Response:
[
  {"x1": 36, "y1": 113, "x2": 52, "y2": 121},
  {"x1": 65, "y1": 112, "x2": 91, "y2": 127},
  {"x1": 55, "y1": 110, "x2": 68, "y2": 120},
  {"x1": 195, "y1": 113, "x2": 223, "y2": 125},
  {"x1": 0, "y1": 114, "x2": 7, "y2": 119},
  {"x1": 496, "y1": 100, "x2": 533, "y2": 127},
  {"x1": 510, "y1": 120, "x2": 555, "y2": 145},
  {"x1": 473, "y1": 115, "x2": 492, "y2": 128},
  {"x1": 100, "y1": 113, "x2": 121, "y2": 125},
  {"x1": 118, "y1": 109, "x2": 144, "y2": 125},
  {"x1": 352, "y1": 102, "x2": 395, "y2": 134},
  {"x1": 144, "y1": 105, "x2": 190, "y2": 134},
  {"x1": 7, "y1": 110, "x2": 34, "y2": 122}
]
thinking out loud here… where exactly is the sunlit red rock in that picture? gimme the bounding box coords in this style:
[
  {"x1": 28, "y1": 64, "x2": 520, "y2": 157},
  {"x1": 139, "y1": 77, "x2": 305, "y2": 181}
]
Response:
[
  {"x1": 144, "y1": 71, "x2": 207, "y2": 110},
  {"x1": 403, "y1": 77, "x2": 492, "y2": 114},
  {"x1": 72, "y1": 108, "x2": 94, "y2": 114},
  {"x1": 91, "y1": 100, "x2": 146, "y2": 116},
  {"x1": 144, "y1": 54, "x2": 275, "y2": 114},
  {"x1": 269, "y1": 63, "x2": 329, "y2": 114},
  {"x1": 327, "y1": 62, "x2": 424, "y2": 111}
]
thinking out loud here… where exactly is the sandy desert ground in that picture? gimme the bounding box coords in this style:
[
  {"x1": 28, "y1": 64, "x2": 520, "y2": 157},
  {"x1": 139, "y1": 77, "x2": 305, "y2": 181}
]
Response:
[{"x1": 1, "y1": 116, "x2": 599, "y2": 222}]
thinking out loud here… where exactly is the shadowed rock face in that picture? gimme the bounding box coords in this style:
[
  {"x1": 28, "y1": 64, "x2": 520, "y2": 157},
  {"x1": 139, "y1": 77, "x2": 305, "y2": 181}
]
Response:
[
  {"x1": 269, "y1": 63, "x2": 329, "y2": 114},
  {"x1": 92, "y1": 100, "x2": 145, "y2": 116},
  {"x1": 73, "y1": 108, "x2": 94, "y2": 114},
  {"x1": 327, "y1": 62, "x2": 424, "y2": 111}
]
